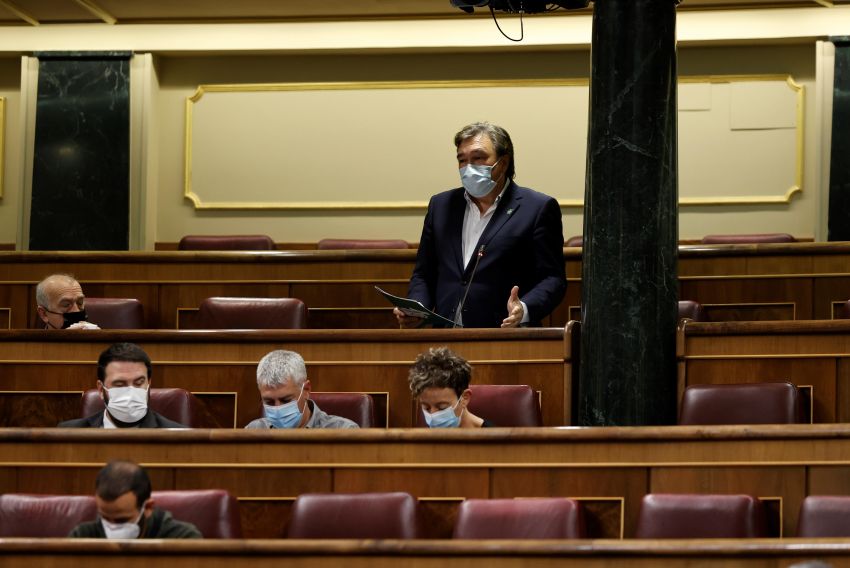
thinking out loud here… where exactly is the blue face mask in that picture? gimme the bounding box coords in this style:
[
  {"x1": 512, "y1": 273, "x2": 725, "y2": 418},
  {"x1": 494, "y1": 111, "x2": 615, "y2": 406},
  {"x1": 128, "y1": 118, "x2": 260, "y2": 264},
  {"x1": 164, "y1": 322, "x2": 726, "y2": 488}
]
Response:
[
  {"x1": 459, "y1": 158, "x2": 502, "y2": 198},
  {"x1": 424, "y1": 398, "x2": 463, "y2": 428},
  {"x1": 264, "y1": 384, "x2": 305, "y2": 429}
]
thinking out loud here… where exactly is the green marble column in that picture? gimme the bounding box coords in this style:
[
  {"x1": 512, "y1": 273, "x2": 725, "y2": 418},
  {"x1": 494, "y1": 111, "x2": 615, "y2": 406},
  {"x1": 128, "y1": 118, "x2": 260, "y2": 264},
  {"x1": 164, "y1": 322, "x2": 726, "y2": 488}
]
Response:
[
  {"x1": 828, "y1": 37, "x2": 850, "y2": 241},
  {"x1": 29, "y1": 52, "x2": 130, "y2": 251},
  {"x1": 578, "y1": 0, "x2": 679, "y2": 426}
]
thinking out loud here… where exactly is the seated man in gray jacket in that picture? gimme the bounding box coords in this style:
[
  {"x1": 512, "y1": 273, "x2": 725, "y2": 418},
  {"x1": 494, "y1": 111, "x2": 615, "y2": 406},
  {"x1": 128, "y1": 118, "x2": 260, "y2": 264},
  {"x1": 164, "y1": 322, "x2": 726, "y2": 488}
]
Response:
[
  {"x1": 245, "y1": 349, "x2": 358, "y2": 430},
  {"x1": 70, "y1": 460, "x2": 201, "y2": 539}
]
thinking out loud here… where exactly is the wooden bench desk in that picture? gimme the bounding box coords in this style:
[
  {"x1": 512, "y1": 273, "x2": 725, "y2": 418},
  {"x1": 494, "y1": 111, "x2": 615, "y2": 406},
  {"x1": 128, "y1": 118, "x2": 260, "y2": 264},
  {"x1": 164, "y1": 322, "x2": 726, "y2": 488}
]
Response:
[
  {"x1": 3, "y1": 242, "x2": 850, "y2": 329},
  {"x1": 0, "y1": 327, "x2": 576, "y2": 428},
  {"x1": 1, "y1": 424, "x2": 848, "y2": 540},
  {"x1": 680, "y1": 319, "x2": 850, "y2": 423},
  {"x1": 3, "y1": 538, "x2": 850, "y2": 567}
]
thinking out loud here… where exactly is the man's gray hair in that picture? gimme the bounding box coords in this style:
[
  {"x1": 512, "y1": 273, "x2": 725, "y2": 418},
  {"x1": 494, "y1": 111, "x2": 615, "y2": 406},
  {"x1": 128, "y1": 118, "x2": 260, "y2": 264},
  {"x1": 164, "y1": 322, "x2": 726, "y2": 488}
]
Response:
[
  {"x1": 35, "y1": 273, "x2": 78, "y2": 309},
  {"x1": 453, "y1": 121, "x2": 516, "y2": 180},
  {"x1": 256, "y1": 350, "x2": 308, "y2": 389}
]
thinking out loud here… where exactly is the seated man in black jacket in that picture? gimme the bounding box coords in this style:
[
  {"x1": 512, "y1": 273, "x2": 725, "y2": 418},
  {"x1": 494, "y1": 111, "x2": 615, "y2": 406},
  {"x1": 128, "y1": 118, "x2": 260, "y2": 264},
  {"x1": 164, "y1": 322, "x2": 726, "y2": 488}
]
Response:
[
  {"x1": 58, "y1": 342, "x2": 186, "y2": 428},
  {"x1": 70, "y1": 460, "x2": 201, "y2": 539}
]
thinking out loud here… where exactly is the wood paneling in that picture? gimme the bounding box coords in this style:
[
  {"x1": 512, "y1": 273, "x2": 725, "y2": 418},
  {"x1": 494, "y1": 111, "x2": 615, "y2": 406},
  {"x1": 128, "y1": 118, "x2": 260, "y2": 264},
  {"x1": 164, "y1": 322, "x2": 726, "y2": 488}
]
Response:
[
  {"x1": 9, "y1": 539, "x2": 850, "y2": 568},
  {"x1": 680, "y1": 320, "x2": 850, "y2": 423},
  {"x1": 0, "y1": 328, "x2": 570, "y2": 427},
  {"x1": 0, "y1": 426, "x2": 849, "y2": 541},
  {"x1": 5, "y1": 243, "x2": 850, "y2": 330}
]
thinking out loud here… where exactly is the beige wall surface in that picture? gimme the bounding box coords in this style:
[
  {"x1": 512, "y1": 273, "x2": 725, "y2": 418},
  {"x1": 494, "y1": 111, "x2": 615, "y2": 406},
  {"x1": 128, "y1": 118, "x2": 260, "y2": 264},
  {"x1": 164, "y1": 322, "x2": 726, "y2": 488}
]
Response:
[
  {"x1": 155, "y1": 44, "x2": 816, "y2": 245},
  {"x1": 155, "y1": 50, "x2": 593, "y2": 244},
  {"x1": 0, "y1": 57, "x2": 19, "y2": 246}
]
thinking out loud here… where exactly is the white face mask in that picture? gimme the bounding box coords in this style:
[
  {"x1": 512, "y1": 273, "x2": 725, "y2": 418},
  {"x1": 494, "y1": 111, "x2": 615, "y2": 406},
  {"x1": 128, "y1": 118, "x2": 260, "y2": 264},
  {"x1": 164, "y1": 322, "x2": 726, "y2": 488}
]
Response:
[
  {"x1": 103, "y1": 385, "x2": 149, "y2": 423},
  {"x1": 460, "y1": 158, "x2": 502, "y2": 198},
  {"x1": 101, "y1": 506, "x2": 144, "y2": 539}
]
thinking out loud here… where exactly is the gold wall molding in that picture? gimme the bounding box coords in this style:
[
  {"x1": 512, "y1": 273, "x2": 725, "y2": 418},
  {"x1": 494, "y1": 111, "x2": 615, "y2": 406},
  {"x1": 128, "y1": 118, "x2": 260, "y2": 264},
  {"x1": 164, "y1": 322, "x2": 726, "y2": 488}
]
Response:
[{"x1": 184, "y1": 75, "x2": 804, "y2": 211}]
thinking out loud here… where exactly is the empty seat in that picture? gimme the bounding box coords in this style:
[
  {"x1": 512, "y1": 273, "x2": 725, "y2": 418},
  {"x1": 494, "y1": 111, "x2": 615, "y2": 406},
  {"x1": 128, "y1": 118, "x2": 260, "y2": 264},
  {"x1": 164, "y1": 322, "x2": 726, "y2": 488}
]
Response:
[
  {"x1": 317, "y1": 238, "x2": 408, "y2": 250},
  {"x1": 82, "y1": 387, "x2": 214, "y2": 427},
  {"x1": 178, "y1": 235, "x2": 275, "y2": 251},
  {"x1": 309, "y1": 393, "x2": 376, "y2": 428},
  {"x1": 635, "y1": 494, "x2": 766, "y2": 538},
  {"x1": 287, "y1": 492, "x2": 420, "y2": 538},
  {"x1": 565, "y1": 235, "x2": 583, "y2": 248},
  {"x1": 196, "y1": 297, "x2": 307, "y2": 329},
  {"x1": 152, "y1": 490, "x2": 242, "y2": 538},
  {"x1": 678, "y1": 300, "x2": 706, "y2": 322},
  {"x1": 679, "y1": 382, "x2": 802, "y2": 425},
  {"x1": 0, "y1": 494, "x2": 96, "y2": 537},
  {"x1": 416, "y1": 384, "x2": 542, "y2": 427},
  {"x1": 701, "y1": 233, "x2": 796, "y2": 244},
  {"x1": 453, "y1": 498, "x2": 586, "y2": 539},
  {"x1": 797, "y1": 496, "x2": 850, "y2": 537},
  {"x1": 84, "y1": 298, "x2": 145, "y2": 329}
]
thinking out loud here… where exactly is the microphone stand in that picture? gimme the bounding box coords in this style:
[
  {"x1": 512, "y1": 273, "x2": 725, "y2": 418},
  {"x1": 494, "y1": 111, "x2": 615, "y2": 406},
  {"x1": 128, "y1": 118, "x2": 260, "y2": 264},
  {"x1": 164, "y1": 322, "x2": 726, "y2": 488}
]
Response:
[{"x1": 453, "y1": 244, "x2": 486, "y2": 328}]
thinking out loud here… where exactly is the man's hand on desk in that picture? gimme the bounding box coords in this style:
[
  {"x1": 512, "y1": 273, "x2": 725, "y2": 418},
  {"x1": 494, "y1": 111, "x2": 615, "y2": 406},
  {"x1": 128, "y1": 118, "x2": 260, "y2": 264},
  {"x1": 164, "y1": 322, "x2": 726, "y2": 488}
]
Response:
[{"x1": 394, "y1": 307, "x2": 425, "y2": 329}]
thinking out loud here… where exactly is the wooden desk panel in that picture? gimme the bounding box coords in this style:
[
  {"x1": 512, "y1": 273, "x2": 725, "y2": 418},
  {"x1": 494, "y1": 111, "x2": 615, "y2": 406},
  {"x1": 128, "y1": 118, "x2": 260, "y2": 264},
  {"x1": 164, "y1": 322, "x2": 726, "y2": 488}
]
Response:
[
  {"x1": 0, "y1": 328, "x2": 572, "y2": 427},
  {"x1": 7, "y1": 539, "x2": 850, "y2": 568},
  {"x1": 4, "y1": 244, "x2": 850, "y2": 329},
  {"x1": 680, "y1": 320, "x2": 850, "y2": 423},
  {"x1": 1, "y1": 426, "x2": 848, "y2": 540},
  {"x1": 6, "y1": 539, "x2": 850, "y2": 568}
]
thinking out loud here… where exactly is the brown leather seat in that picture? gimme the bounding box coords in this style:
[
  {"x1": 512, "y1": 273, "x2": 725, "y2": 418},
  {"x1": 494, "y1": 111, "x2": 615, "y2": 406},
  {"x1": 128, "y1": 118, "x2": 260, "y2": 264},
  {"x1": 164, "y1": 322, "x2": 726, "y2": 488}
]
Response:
[
  {"x1": 565, "y1": 235, "x2": 583, "y2": 247},
  {"x1": 678, "y1": 300, "x2": 706, "y2": 322},
  {"x1": 0, "y1": 494, "x2": 97, "y2": 537},
  {"x1": 178, "y1": 235, "x2": 275, "y2": 251},
  {"x1": 81, "y1": 387, "x2": 216, "y2": 427},
  {"x1": 84, "y1": 298, "x2": 144, "y2": 329},
  {"x1": 317, "y1": 238, "x2": 408, "y2": 250},
  {"x1": 287, "y1": 492, "x2": 420, "y2": 538},
  {"x1": 700, "y1": 233, "x2": 796, "y2": 244},
  {"x1": 196, "y1": 297, "x2": 307, "y2": 329},
  {"x1": 797, "y1": 496, "x2": 850, "y2": 537},
  {"x1": 453, "y1": 498, "x2": 586, "y2": 539},
  {"x1": 635, "y1": 494, "x2": 766, "y2": 538},
  {"x1": 0, "y1": 491, "x2": 240, "y2": 538},
  {"x1": 678, "y1": 382, "x2": 802, "y2": 425},
  {"x1": 152, "y1": 490, "x2": 242, "y2": 538},
  {"x1": 417, "y1": 384, "x2": 542, "y2": 427},
  {"x1": 309, "y1": 393, "x2": 376, "y2": 428}
]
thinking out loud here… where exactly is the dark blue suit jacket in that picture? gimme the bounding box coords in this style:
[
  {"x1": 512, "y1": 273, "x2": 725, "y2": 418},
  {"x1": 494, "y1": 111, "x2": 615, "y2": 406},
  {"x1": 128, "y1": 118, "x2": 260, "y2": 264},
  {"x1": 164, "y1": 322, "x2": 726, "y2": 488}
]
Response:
[{"x1": 408, "y1": 182, "x2": 566, "y2": 328}]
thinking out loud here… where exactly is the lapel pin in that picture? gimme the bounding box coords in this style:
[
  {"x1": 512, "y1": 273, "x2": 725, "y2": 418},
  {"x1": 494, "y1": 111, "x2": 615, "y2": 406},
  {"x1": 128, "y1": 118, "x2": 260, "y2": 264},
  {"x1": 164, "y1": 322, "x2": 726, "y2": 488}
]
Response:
[{"x1": 506, "y1": 208, "x2": 514, "y2": 215}]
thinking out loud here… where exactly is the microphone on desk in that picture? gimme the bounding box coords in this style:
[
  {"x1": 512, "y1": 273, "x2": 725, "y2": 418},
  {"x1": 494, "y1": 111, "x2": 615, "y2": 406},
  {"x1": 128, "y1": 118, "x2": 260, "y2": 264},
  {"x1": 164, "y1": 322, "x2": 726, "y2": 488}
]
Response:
[{"x1": 453, "y1": 244, "x2": 486, "y2": 328}]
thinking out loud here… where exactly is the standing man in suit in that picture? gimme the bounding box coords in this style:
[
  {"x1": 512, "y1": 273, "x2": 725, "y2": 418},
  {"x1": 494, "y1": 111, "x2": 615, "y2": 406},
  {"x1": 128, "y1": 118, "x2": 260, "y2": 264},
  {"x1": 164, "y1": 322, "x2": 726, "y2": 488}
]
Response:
[
  {"x1": 395, "y1": 122, "x2": 566, "y2": 328},
  {"x1": 58, "y1": 342, "x2": 186, "y2": 428}
]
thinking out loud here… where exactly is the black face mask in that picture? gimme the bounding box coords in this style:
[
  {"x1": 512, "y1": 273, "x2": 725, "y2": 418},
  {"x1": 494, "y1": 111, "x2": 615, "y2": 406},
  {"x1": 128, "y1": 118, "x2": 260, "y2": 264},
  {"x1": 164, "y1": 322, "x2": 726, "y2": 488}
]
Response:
[
  {"x1": 60, "y1": 309, "x2": 89, "y2": 329},
  {"x1": 42, "y1": 308, "x2": 89, "y2": 329}
]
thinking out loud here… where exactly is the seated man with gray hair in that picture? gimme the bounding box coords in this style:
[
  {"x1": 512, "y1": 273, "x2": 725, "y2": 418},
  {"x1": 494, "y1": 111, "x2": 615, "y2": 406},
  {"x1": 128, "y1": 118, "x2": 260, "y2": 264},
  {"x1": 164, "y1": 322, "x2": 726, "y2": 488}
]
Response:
[
  {"x1": 36, "y1": 273, "x2": 99, "y2": 330},
  {"x1": 245, "y1": 349, "x2": 358, "y2": 429}
]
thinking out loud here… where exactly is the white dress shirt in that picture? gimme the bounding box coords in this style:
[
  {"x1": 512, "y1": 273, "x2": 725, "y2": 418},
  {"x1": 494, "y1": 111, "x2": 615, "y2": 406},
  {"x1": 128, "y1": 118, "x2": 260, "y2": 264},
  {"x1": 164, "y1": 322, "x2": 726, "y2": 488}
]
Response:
[{"x1": 458, "y1": 184, "x2": 528, "y2": 325}]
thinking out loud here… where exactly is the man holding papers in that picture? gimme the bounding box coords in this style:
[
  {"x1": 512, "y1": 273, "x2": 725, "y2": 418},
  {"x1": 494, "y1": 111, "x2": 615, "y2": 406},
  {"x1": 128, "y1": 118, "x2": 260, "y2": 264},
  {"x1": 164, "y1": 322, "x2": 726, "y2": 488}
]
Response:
[{"x1": 395, "y1": 122, "x2": 566, "y2": 328}]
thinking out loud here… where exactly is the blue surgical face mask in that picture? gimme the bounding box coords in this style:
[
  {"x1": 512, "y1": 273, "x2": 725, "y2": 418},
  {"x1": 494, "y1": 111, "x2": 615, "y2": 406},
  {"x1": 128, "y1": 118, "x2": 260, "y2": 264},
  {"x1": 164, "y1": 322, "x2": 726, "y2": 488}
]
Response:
[
  {"x1": 460, "y1": 158, "x2": 502, "y2": 198},
  {"x1": 264, "y1": 383, "x2": 305, "y2": 429},
  {"x1": 424, "y1": 397, "x2": 464, "y2": 428}
]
